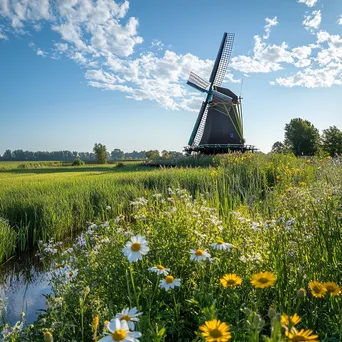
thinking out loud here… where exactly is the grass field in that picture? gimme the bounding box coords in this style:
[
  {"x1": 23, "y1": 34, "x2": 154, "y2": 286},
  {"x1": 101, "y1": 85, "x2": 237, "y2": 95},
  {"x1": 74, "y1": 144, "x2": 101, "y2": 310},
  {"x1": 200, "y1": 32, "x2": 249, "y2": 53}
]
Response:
[{"x1": 0, "y1": 154, "x2": 341, "y2": 341}]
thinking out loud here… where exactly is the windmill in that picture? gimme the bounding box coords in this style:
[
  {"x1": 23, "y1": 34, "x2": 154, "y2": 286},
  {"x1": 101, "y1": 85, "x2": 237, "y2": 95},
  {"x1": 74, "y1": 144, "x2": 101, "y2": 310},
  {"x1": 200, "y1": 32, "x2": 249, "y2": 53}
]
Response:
[{"x1": 185, "y1": 33, "x2": 255, "y2": 154}]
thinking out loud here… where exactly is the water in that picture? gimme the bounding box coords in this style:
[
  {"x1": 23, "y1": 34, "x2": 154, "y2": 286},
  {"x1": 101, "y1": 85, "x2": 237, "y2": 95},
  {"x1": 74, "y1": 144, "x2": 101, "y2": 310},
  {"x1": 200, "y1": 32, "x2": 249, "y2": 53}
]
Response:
[{"x1": 0, "y1": 250, "x2": 51, "y2": 325}]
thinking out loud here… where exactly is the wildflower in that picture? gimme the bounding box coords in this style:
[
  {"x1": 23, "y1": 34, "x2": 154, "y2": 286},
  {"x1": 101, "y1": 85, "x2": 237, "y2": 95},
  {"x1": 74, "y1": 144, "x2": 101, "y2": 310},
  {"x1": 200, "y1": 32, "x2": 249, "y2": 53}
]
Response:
[
  {"x1": 251, "y1": 272, "x2": 277, "y2": 289},
  {"x1": 281, "y1": 313, "x2": 301, "y2": 327},
  {"x1": 211, "y1": 241, "x2": 233, "y2": 251},
  {"x1": 160, "y1": 275, "x2": 181, "y2": 291},
  {"x1": 122, "y1": 235, "x2": 149, "y2": 263},
  {"x1": 43, "y1": 331, "x2": 54, "y2": 342},
  {"x1": 93, "y1": 316, "x2": 99, "y2": 329},
  {"x1": 148, "y1": 265, "x2": 170, "y2": 276},
  {"x1": 199, "y1": 319, "x2": 232, "y2": 341},
  {"x1": 323, "y1": 282, "x2": 341, "y2": 296},
  {"x1": 98, "y1": 318, "x2": 141, "y2": 341},
  {"x1": 190, "y1": 249, "x2": 211, "y2": 262},
  {"x1": 309, "y1": 281, "x2": 327, "y2": 298},
  {"x1": 220, "y1": 274, "x2": 242, "y2": 288},
  {"x1": 285, "y1": 328, "x2": 319, "y2": 341},
  {"x1": 115, "y1": 307, "x2": 143, "y2": 331},
  {"x1": 297, "y1": 288, "x2": 307, "y2": 298},
  {"x1": 106, "y1": 206, "x2": 111, "y2": 210}
]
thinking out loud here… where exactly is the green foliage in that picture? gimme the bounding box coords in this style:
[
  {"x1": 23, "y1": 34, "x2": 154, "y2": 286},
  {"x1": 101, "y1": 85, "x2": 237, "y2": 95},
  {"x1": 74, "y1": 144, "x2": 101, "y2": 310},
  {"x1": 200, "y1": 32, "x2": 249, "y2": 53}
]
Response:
[
  {"x1": 72, "y1": 158, "x2": 85, "y2": 166},
  {"x1": 0, "y1": 217, "x2": 16, "y2": 263},
  {"x1": 93, "y1": 143, "x2": 108, "y2": 164},
  {"x1": 284, "y1": 118, "x2": 321, "y2": 156},
  {"x1": 111, "y1": 148, "x2": 124, "y2": 160},
  {"x1": 322, "y1": 125, "x2": 342, "y2": 157},
  {"x1": 146, "y1": 150, "x2": 160, "y2": 160}
]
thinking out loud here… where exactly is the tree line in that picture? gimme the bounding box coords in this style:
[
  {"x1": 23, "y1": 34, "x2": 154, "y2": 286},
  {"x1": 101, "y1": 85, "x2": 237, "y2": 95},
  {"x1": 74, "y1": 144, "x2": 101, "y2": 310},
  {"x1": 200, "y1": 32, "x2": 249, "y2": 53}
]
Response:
[
  {"x1": 271, "y1": 119, "x2": 342, "y2": 156},
  {"x1": 0, "y1": 147, "x2": 182, "y2": 163}
]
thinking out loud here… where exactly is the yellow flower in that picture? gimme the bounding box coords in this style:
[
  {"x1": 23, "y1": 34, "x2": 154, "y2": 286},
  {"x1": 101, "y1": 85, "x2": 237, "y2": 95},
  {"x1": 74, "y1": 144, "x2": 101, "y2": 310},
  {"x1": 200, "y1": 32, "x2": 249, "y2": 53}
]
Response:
[
  {"x1": 92, "y1": 315, "x2": 99, "y2": 329},
  {"x1": 281, "y1": 313, "x2": 301, "y2": 327},
  {"x1": 251, "y1": 272, "x2": 277, "y2": 289},
  {"x1": 43, "y1": 331, "x2": 54, "y2": 342},
  {"x1": 220, "y1": 274, "x2": 242, "y2": 288},
  {"x1": 200, "y1": 319, "x2": 232, "y2": 342},
  {"x1": 309, "y1": 281, "x2": 327, "y2": 298},
  {"x1": 323, "y1": 282, "x2": 341, "y2": 296},
  {"x1": 285, "y1": 328, "x2": 319, "y2": 341}
]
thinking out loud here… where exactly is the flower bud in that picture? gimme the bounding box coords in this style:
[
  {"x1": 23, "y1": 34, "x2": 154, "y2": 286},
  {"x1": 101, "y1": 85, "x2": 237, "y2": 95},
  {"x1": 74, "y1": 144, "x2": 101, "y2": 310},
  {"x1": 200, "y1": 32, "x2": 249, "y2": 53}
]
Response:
[{"x1": 297, "y1": 287, "x2": 306, "y2": 298}]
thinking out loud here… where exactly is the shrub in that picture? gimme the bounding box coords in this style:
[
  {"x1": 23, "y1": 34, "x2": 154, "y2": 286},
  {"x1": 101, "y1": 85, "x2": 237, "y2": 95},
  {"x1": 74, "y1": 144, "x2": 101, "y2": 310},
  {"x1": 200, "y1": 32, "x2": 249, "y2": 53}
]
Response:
[{"x1": 72, "y1": 158, "x2": 85, "y2": 166}]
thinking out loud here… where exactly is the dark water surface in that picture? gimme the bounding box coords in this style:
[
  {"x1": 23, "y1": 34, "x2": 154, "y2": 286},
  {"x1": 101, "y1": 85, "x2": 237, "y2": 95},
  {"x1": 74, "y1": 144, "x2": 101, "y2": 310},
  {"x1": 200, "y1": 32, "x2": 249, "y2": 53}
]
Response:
[{"x1": 0, "y1": 250, "x2": 51, "y2": 325}]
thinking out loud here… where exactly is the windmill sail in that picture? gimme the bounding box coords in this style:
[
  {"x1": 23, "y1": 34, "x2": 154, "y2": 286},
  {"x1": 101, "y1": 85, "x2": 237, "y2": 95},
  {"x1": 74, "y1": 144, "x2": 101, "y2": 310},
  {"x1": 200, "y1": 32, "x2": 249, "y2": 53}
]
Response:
[{"x1": 187, "y1": 72, "x2": 210, "y2": 92}]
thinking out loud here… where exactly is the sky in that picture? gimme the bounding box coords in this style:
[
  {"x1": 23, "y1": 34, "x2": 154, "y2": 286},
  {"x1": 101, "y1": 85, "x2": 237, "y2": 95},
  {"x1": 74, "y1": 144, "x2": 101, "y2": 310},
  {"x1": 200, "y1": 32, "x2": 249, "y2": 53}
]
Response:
[{"x1": 0, "y1": 0, "x2": 342, "y2": 154}]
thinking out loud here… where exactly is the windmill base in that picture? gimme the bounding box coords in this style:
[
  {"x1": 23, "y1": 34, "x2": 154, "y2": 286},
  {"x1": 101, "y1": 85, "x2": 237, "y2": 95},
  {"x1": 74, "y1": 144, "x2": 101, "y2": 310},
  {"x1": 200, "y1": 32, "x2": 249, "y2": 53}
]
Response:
[{"x1": 184, "y1": 144, "x2": 257, "y2": 155}]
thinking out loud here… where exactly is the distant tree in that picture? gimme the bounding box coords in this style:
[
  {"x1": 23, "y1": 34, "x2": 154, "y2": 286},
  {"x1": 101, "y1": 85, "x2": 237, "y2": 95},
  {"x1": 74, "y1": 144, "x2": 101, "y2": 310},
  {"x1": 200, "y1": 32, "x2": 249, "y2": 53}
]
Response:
[
  {"x1": 2, "y1": 149, "x2": 12, "y2": 161},
  {"x1": 93, "y1": 143, "x2": 108, "y2": 164},
  {"x1": 322, "y1": 126, "x2": 342, "y2": 157},
  {"x1": 271, "y1": 141, "x2": 286, "y2": 153},
  {"x1": 111, "y1": 149, "x2": 124, "y2": 160},
  {"x1": 146, "y1": 150, "x2": 160, "y2": 160},
  {"x1": 161, "y1": 150, "x2": 171, "y2": 159},
  {"x1": 284, "y1": 118, "x2": 320, "y2": 156}
]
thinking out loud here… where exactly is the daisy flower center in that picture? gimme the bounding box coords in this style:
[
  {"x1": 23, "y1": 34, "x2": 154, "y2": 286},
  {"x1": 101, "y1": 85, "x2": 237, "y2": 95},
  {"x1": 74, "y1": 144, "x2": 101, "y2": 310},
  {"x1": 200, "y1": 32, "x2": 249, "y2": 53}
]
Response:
[
  {"x1": 131, "y1": 242, "x2": 141, "y2": 252},
  {"x1": 209, "y1": 328, "x2": 223, "y2": 338},
  {"x1": 291, "y1": 336, "x2": 306, "y2": 342},
  {"x1": 217, "y1": 240, "x2": 224, "y2": 245},
  {"x1": 312, "y1": 286, "x2": 321, "y2": 293},
  {"x1": 165, "y1": 275, "x2": 174, "y2": 284},
  {"x1": 226, "y1": 279, "x2": 236, "y2": 285},
  {"x1": 120, "y1": 315, "x2": 130, "y2": 322},
  {"x1": 325, "y1": 285, "x2": 335, "y2": 292},
  {"x1": 112, "y1": 330, "x2": 127, "y2": 341},
  {"x1": 195, "y1": 249, "x2": 204, "y2": 256},
  {"x1": 156, "y1": 265, "x2": 165, "y2": 270},
  {"x1": 258, "y1": 277, "x2": 269, "y2": 284}
]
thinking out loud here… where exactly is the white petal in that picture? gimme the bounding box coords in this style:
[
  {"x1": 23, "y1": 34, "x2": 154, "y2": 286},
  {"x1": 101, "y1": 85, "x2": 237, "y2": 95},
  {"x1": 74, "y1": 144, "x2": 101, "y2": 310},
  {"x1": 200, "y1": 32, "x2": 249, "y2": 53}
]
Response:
[
  {"x1": 130, "y1": 331, "x2": 142, "y2": 338},
  {"x1": 98, "y1": 336, "x2": 113, "y2": 342},
  {"x1": 108, "y1": 318, "x2": 121, "y2": 332},
  {"x1": 128, "y1": 321, "x2": 135, "y2": 330},
  {"x1": 120, "y1": 320, "x2": 129, "y2": 331}
]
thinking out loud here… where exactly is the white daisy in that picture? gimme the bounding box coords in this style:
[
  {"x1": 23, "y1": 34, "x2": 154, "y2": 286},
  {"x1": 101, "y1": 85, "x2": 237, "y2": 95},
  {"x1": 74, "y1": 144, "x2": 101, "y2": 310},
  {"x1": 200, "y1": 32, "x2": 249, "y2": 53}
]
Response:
[
  {"x1": 99, "y1": 318, "x2": 141, "y2": 341},
  {"x1": 115, "y1": 307, "x2": 143, "y2": 331},
  {"x1": 160, "y1": 275, "x2": 181, "y2": 291},
  {"x1": 210, "y1": 240, "x2": 233, "y2": 251},
  {"x1": 148, "y1": 265, "x2": 170, "y2": 276},
  {"x1": 122, "y1": 235, "x2": 149, "y2": 262},
  {"x1": 190, "y1": 249, "x2": 211, "y2": 262}
]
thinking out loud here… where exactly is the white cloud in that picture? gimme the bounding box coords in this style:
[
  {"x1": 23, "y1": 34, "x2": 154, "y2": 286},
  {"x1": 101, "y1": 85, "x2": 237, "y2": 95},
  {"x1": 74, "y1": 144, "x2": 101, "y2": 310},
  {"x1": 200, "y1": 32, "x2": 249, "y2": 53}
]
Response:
[
  {"x1": 297, "y1": 0, "x2": 318, "y2": 7},
  {"x1": 338, "y1": 16, "x2": 342, "y2": 25},
  {"x1": 263, "y1": 16, "x2": 278, "y2": 39},
  {"x1": 151, "y1": 39, "x2": 164, "y2": 51},
  {"x1": 303, "y1": 10, "x2": 321, "y2": 30},
  {"x1": 275, "y1": 63, "x2": 342, "y2": 87},
  {"x1": 36, "y1": 48, "x2": 45, "y2": 56}
]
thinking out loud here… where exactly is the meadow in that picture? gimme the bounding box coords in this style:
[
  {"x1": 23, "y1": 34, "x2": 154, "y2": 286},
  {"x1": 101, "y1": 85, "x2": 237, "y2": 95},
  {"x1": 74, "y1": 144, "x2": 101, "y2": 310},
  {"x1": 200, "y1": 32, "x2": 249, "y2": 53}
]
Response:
[{"x1": 0, "y1": 154, "x2": 341, "y2": 341}]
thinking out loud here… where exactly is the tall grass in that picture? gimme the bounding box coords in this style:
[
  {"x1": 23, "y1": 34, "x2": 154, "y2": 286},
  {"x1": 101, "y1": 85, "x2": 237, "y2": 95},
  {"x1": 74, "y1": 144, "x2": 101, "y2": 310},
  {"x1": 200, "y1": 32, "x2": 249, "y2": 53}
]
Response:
[{"x1": 0, "y1": 154, "x2": 339, "y2": 262}]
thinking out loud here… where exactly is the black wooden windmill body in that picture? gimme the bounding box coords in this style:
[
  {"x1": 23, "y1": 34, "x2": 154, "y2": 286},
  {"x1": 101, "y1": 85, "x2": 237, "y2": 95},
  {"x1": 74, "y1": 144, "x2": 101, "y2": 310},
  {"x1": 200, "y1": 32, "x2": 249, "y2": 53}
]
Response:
[{"x1": 185, "y1": 33, "x2": 254, "y2": 154}]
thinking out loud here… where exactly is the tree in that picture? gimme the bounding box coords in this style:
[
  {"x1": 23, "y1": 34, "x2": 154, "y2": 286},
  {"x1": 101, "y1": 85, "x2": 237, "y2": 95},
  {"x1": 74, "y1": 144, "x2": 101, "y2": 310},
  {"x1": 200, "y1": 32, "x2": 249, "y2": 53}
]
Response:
[
  {"x1": 111, "y1": 149, "x2": 124, "y2": 160},
  {"x1": 284, "y1": 118, "x2": 320, "y2": 156},
  {"x1": 2, "y1": 149, "x2": 12, "y2": 161},
  {"x1": 146, "y1": 150, "x2": 160, "y2": 160},
  {"x1": 271, "y1": 141, "x2": 286, "y2": 153},
  {"x1": 93, "y1": 143, "x2": 108, "y2": 164},
  {"x1": 322, "y1": 126, "x2": 342, "y2": 157}
]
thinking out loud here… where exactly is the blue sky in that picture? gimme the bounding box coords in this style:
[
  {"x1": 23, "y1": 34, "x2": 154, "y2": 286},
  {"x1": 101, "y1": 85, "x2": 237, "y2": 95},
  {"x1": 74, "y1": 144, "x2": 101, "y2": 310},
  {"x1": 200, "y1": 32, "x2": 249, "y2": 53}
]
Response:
[{"x1": 0, "y1": 0, "x2": 342, "y2": 154}]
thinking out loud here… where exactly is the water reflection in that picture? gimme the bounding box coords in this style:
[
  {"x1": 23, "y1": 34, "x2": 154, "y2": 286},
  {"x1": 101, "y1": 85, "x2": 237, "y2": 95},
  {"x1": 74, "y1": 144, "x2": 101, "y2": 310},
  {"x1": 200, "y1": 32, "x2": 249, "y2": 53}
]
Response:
[{"x1": 0, "y1": 250, "x2": 51, "y2": 325}]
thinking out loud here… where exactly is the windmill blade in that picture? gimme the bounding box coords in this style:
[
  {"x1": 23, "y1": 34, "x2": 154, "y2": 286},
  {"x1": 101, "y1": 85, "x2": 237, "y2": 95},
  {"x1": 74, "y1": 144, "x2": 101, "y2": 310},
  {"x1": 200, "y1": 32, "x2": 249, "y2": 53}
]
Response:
[
  {"x1": 188, "y1": 101, "x2": 209, "y2": 146},
  {"x1": 187, "y1": 71, "x2": 210, "y2": 92},
  {"x1": 209, "y1": 33, "x2": 235, "y2": 87}
]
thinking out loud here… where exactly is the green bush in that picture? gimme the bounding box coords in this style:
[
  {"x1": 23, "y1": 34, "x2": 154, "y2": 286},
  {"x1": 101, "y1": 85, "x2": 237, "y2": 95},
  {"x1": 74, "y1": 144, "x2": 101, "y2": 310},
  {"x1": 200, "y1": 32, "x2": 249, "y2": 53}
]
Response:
[{"x1": 72, "y1": 158, "x2": 85, "y2": 166}]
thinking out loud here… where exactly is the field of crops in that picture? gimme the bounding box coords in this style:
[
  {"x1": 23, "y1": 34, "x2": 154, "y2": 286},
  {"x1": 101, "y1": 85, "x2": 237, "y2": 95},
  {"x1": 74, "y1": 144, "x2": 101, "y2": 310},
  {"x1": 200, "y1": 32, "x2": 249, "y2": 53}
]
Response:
[{"x1": 0, "y1": 154, "x2": 341, "y2": 341}]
